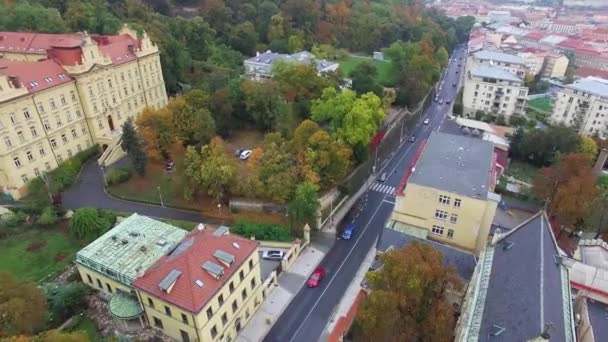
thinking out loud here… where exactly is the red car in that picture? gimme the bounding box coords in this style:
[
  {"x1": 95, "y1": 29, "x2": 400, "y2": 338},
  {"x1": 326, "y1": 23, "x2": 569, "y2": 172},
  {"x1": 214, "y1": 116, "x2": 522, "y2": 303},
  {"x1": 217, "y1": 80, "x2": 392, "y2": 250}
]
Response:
[{"x1": 308, "y1": 267, "x2": 326, "y2": 288}]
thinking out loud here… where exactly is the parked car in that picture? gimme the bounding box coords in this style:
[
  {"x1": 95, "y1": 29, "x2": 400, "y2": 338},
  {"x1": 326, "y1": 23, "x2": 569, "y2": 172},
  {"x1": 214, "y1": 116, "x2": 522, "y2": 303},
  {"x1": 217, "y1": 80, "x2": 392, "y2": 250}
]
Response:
[
  {"x1": 342, "y1": 224, "x2": 355, "y2": 240},
  {"x1": 408, "y1": 136, "x2": 416, "y2": 142},
  {"x1": 453, "y1": 83, "x2": 457, "y2": 87},
  {"x1": 423, "y1": 118, "x2": 430, "y2": 125},
  {"x1": 262, "y1": 250, "x2": 285, "y2": 260},
  {"x1": 446, "y1": 100, "x2": 451, "y2": 104},
  {"x1": 239, "y1": 150, "x2": 253, "y2": 160},
  {"x1": 378, "y1": 172, "x2": 387, "y2": 182},
  {"x1": 308, "y1": 266, "x2": 326, "y2": 288}
]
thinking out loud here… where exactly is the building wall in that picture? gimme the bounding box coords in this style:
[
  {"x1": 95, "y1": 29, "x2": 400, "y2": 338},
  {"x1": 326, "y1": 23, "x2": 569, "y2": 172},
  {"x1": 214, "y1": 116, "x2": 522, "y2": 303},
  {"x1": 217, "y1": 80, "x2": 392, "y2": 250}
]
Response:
[
  {"x1": 462, "y1": 73, "x2": 528, "y2": 118},
  {"x1": 137, "y1": 252, "x2": 266, "y2": 342},
  {"x1": 543, "y1": 55, "x2": 569, "y2": 79},
  {"x1": 76, "y1": 263, "x2": 134, "y2": 296},
  {"x1": 391, "y1": 183, "x2": 498, "y2": 253},
  {"x1": 551, "y1": 87, "x2": 608, "y2": 137}
]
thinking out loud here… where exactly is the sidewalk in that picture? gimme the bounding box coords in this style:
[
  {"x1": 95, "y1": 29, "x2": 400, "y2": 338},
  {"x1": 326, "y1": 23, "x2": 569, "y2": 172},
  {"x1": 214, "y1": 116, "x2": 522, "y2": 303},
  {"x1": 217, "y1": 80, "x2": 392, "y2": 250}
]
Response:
[{"x1": 238, "y1": 175, "x2": 375, "y2": 342}]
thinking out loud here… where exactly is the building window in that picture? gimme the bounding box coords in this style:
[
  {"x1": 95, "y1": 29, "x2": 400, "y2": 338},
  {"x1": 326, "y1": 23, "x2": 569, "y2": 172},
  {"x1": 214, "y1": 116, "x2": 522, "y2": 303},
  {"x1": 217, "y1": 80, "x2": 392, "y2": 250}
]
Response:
[
  {"x1": 180, "y1": 330, "x2": 190, "y2": 342},
  {"x1": 60, "y1": 96, "x2": 66, "y2": 105},
  {"x1": 50, "y1": 99, "x2": 56, "y2": 109},
  {"x1": 43, "y1": 121, "x2": 51, "y2": 131},
  {"x1": 121, "y1": 73, "x2": 125, "y2": 81},
  {"x1": 86, "y1": 274, "x2": 92, "y2": 283},
  {"x1": 4, "y1": 137, "x2": 12, "y2": 148},
  {"x1": 9, "y1": 113, "x2": 17, "y2": 125},
  {"x1": 164, "y1": 306, "x2": 172, "y2": 317},
  {"x1": 81, "y1": 125, "x2": 87, "y2": 134},
  {"x1": 21, "y1": 174, "x2": 29, "y2": 183},
  {"x1": 57, "y1": 154, "x2": 63, "y2": 163},
  {"x1": 108, "y1": 79, "x2": 113, "y2": 88},
  {"x1": 17, "y1": 131, "x2": 25, "y2": 143},
  {"x1": 218, "y1": 294, "x2": 224, "y2": 306},
  {"x1": 206, "y1": 307, "x2": 213, "y2": 320},
  {"x1": 153, "y1": 317, "x2": 163, "y2": 329},
  {"x1": 241, "y1": 289, "x2": 247, "y2": 301},
  {"x1": 61, "y1": 134, "x2": 68, "y2": 143},
  {"x1": 181, "y1": 313, "x2": 188, "y2": 324},
  {"x1": 450, "y1": 214, "x2": 458, "y2": 224},
  {"x1": 97, "y1": 119, "x2": 103, "y2": 129},
  {"x1": 431, "y1": 225, "x2": 444, "y2": 235},
  {"x1": 105, "y1": 283, "x2": 112, "y2": 293},
  {"x1": 435, "y1": 210, "x2": 447, "y2": 220},
  {"x1": 454, "y1": 198, "x2": 462, "y2": 208},
  {"x1": 45, "y1": 162, "x2": 51, "y2": 170},
  {"x1": 229, "y1": 281, "x2": 235, "y2": 293},
  {"x1": 55, "y1": 116, "x2": 62, "y2": 126},
  {"x1": 30, "y1": 126, "x2": 38, "y2": 137},
  {"x1": 24, "y1": 110, "x2": 31, "y2": 120},
  {"x1": 76, "y1": 109, "x2": 82, "y2": 118},
  {"x1": 251, "y1": 277, "x2": 256, "y2": 290},
  {"x1": 438, "y1": 195, "x2": 450, "y2": 205},
  {"x1": 222, "y1": 312, "x2": 228, "y2": 325},
  {"x1": 249, "y1": 259, "x2": 254, "y2": 271},
  {"x1": 210, "y1": 325, "x2": 218, "y2": 338},
  {"x1": 239, "y1": 270, "x2": 244, "y2": 282},
  {"x1": 13, "y1": 157, "x2": 21, "y2": 168},
  {"x1": 67, "y1": 149, "x2": 73, "y2": 158},
  {"x1": 447, "y1": 229, "x2": 454, "y2": 239},
  {"x1": 33, "y1": 168, "x2": 40, "y2": 177},
  {"x1": 232, "y1": 300, "x2": 238, "y2": 313},
  {"x1": 39, "y1": 147, "x2": 46, "y2": 156},
  {"x1": 148, "y1": 298, "x2": 154, "y2": 308},
  {"x1": 38, "y1": 103, "x2": 45, "y2": 113},
  {"x1": 71, "y1": 91, "x2": 77, "y2": 101},
  {"x1": 26, "y1": 151, "x2": 33, "y2": 161},
  {"x1": 96, "y1": 279, "x2": 102, "y2": 288}
]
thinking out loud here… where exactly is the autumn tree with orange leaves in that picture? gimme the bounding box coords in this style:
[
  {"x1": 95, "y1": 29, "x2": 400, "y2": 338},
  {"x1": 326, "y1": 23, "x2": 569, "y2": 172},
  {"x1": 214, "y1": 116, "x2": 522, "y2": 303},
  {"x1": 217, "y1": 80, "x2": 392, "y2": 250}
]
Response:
[
  {"x1": 354, "y1": 242, "x2": 462, "y2": 342},
  {"x1": 533, "y1": 153, "x2": 597, "y2": 228}
]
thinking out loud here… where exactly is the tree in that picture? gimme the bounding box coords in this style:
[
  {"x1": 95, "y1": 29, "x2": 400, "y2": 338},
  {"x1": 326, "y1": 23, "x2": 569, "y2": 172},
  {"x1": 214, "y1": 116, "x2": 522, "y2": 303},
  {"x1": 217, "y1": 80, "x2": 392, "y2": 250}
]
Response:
[
  {"x1": 354, "y1": 243, "x2": 461, "y2": 342},
  {"x1": 509, "y1": 125, "x2": 579, "y2": 167},
  {"x1": 209, "y1": 88, "x2": 235, "y2": 137},
  {"x1": 350, "y1": 61, "x2": 383, "y2": 96},
  {"x1": 70, "y1": 207, "x2": 113, "y2": 241},
  {"x1": 136, "y1": 106, "x2": 178, "y2": 161},
  {"x1": 198, "y1": 137, "x2": 237, "y2": 203},
  {"x1": 287, "y1": 34, "x2": 304, "y2": 53},
  {"x1": 44, "y1": 283, "x2": 90, "y2": 324},
  {"x1": 37, "y1": 206, "x2": 58, "y2": 226},
  {"x1": 0, "y1": 272, "x2": 47, "y2": 337},
  {"x1": 171, "y1": 94, "x2": 216, "y2": 146},
  {"x1": 120, "y1": 118, "x2": 147, "y2": 176},
  {"x1": 533, "y1": 153, "x2": 597, "y2": 227},
  {"x1": 288, "y1": 182, "x2": 320, "y2": 235},
  {"x1": 584, "y1": 190, "x2": 608, "y2": 239},
  {"x1": 182, "y1": 146, "x2": 203, "y2": 201},
  {"x1": 254, "y1": 133, "x2": 297, "y2": 202},
  {"x1": 310, "y1": 87, "x2": 357, "y2": 132},
  {"x1": 578, "y1": 135, "x2": 598, "y2": 161},
  {"x1": 240, "y1": 80, "x2": 287, "y2": 130},
  {"x1": 5, "y1": 330, "x2": 89, "y2": 342}
]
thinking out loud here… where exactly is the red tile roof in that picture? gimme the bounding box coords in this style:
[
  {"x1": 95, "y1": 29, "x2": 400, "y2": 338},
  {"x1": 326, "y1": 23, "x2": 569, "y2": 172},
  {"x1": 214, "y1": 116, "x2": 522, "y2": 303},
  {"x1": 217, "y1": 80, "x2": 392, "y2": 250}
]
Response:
[
  {"x1": 576, "y1": 67, "x2": 608, "y2": 79},
  {"x1": 0, "y1": 32, "x2": 83, "y2": 54},
  {"x1": 92, "y1": 34, "x2": 141, "y2": 66},
  {"x1": 558, "y1": 39, "x2": 585, "y2": 50},
  {"x1": 0, "y1": 59, "x2": 72, "y2": 94},
  {"x1": 133, "y1": 229, "x2": 259, "y2": 313},
  {"x1": 525, "y1": 32, "x2": 545, "y2": 40}
]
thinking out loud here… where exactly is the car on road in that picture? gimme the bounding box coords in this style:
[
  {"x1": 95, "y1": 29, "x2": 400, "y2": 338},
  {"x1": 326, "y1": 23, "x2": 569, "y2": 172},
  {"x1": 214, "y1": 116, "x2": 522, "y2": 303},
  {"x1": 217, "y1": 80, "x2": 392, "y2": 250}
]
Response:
[
  {"x1": 239, "y1": 150, "x2": 253, "y2": 160},
  {"x1": 452, "y1": 83, "x2": 457, "y2": 87},
  {"x1": 378, "y1": 172, "x2": 387, "y2": 182},
  {"x1": 446, "y1": 100, "x2": 451, "y2": 104},
  {"x1": 341, "y1": 224, "x2": 355, "y2": 240},
  {"x1": 438, "y1": 99, "x2": 443, "y2": 104},
  {"x1": 455, "y1": 70, "x2": 459, "y2": 74},
  {"x1": 307, "y1": 267, "x2": 326, "y2": 288},
  {"x1": 408, "y1": 136, "x2": 416, "y2": 142},
  {"x1": 423, "y1": 118, "x2": 430, "y2": 125},
  {"x1": 262, "y1": 250, "x2": 285, "y2": 260}
]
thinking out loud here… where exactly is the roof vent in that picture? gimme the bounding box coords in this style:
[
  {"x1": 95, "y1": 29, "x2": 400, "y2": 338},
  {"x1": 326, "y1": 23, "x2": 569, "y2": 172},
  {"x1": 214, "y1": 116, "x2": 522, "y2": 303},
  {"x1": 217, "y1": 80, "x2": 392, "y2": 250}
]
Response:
[
  {"x1": 195, "y1": 279, "x2": 204, "y2": 288},
  {"x1": 214, "y1": 250, "x2": 235, "y2": 266},
  {"x1": 159, "y1": 269, "x2": 182, "y2": 293},
  {"x1": 202, "y1": 261, "x2": 225, "y2": 279},
  {"x1": 129, "y1": 232, "x2": 140, "y2": 237},
  {"x1": 156, "y1": 239, "x2": 168, "y2": 247},
  {"x1": 502, "y1": 241, "x2": 514, "y2": 251},
  {"x1": 232, "y1": 242, "x2": 240, "y2": 249},
  {"x1": 121, "y1": 239, "x2": 129, "y2": 245},
  {"x1": 111, "y1": 235, "x2": 118, "y2": 241},
  {"x1": 490, "y1": 325, "x2": 506, "y2": 336},
  {"x1": 140, "y1": 246, "x2": 147, "y2": 252},
  {"x1": 197, "y1": 223, "x2": 206, "y2": 231}
]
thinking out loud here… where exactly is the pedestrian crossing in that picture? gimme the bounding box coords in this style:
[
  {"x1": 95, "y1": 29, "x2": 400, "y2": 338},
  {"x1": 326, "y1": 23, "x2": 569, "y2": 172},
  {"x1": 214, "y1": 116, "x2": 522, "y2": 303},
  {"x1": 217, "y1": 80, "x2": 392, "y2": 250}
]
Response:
[{"x1": 370, "y1": 183, "x2": 396, "y2": 195}]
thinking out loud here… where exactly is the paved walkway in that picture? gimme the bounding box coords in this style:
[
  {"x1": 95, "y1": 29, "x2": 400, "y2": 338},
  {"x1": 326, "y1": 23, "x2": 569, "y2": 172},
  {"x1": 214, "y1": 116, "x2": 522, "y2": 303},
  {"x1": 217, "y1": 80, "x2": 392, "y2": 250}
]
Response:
[{"x1": 62, "y1": 160, "x2": 206, "y2": 222}]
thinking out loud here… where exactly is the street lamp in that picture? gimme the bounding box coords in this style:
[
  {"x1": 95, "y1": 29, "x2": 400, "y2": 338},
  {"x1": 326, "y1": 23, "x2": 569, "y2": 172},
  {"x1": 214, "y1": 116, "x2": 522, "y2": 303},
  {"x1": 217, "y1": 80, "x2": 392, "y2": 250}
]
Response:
[
  {"x1": 217, "y1": 203, "x2": 222, "y2": 216},
  {"x1": 157, "y1": 186, "x2": 164, "y2": 207}
]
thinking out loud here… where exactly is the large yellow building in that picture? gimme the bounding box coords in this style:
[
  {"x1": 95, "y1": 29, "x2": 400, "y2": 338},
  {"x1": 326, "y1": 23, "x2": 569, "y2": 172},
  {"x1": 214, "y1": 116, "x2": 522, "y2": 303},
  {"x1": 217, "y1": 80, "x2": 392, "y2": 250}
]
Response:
[
  {"x1": 76, "y1": 214, "x2": 266, "y2": 342},
  {"x1": 0, "y1": 25, "x2": 167, "y2": 199},
  {"x1": 389, "y1": 131, "x2": 501, "y2": 254}
]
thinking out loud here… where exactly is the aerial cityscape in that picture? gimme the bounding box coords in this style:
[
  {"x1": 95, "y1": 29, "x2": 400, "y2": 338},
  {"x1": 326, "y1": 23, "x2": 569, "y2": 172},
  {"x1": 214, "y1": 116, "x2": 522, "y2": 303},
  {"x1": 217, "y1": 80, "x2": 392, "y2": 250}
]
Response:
[{"x1": 1, "y1": 0, "x2": 608, "y2": 341}]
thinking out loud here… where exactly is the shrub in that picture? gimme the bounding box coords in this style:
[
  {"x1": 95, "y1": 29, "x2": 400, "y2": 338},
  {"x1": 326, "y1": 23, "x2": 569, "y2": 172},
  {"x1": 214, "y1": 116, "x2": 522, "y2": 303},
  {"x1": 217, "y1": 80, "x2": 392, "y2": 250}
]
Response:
[
  {"x1": 509, "y1": 115, "x2": 527, "y2": 127},
  {"x1": 231, "y1": 221, "x2": 292, "y2": 241},
  {"x1": 37, "y1": 206, "x2": 59, "y2": 225},
  {"x1": 106, "y1": 167, "x2": 133, "y2": 186},
  {"x1": 44, "y1": 282, "x2": 91, "y2": 325},
  {"x1": 495, "y1": 114, "x2": 507, "y2": 126},
  {"x1": 70, "y1": 208, "x2": 113, "y2": 241},
  {"x1": 1, "y1": 210, "x2": 27, "y2": 228}
]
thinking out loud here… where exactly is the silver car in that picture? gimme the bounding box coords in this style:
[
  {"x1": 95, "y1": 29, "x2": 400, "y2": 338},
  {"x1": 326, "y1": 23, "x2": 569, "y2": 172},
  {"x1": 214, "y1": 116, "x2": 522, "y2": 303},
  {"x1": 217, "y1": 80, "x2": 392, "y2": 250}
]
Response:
[{"x1": 262, "y1": 250, "x2": 285, "y2": 260}]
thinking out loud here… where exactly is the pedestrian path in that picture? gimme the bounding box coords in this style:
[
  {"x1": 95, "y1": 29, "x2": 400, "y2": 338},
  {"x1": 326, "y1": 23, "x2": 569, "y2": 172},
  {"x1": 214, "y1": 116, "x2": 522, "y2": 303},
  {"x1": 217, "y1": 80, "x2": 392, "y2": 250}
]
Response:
[{"x1": 369, "y1": 182, "x2": 396, "y2": 195}]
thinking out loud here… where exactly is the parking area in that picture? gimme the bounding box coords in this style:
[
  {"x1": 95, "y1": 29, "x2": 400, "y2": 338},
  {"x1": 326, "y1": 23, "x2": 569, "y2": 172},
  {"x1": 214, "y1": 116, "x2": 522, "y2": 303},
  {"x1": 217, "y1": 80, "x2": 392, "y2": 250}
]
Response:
[{"x1": 258, "y1": 247, "x2": 289, "y2": 280}]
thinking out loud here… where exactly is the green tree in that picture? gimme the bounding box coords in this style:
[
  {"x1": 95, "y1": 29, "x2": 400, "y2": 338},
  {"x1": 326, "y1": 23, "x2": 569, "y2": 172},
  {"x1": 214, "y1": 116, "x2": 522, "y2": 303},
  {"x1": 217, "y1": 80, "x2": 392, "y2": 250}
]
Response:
[
  {"x1": 209, "y1": 88, "x2": 235, "y2": 137},
  {"x1": 70, "y1": 208, "x2": 113, "y2": 241},
  {"x1": 311, "y1": 87, "x2": 357, "y2": 132},
  {"x1": 254, "y1": 134, "x2": 297, "y2": 202},
  {"x1": 288, "y1": 34, "x2": 305, "y2": 53},
  {"x1": 198, "y1": 137, "x2": 237, "y2": 203},
  {"x1": 182, "y1": 146, "x2": 203, "y2": 200},
  {"x1": 44, "y1": 282, "x2": 90, "y2": 323},
  {"x1": 288, "y1": 182, "x2": 320, "y2": 235},
  {"x1": 241, "y1": 80, "x2": 287, "y2": 130},
  {"x1": 584, "y1": 190, "x2": 608, "y2": 239},
  {"x1": 37, "y1": 206, "x2": 58, "y2": 226},
  {"x1": 435, "y1": 46, "x2": 449, "y2": 68},
  {"x1": 171, "y1": 95, "x2": 216, "y2": 146},
  {"x1": 510, "y1": 125, "x2": 580, "y2": 167},
  {"x1": 578, "y1": 135, "x2": 598, "y2": 161},
  {"x1": 0, "y1": 272, "x2": 47, "y2": 337},
  {"x1": 350, "y1": 61, "x2": 383, "y2": 96},
  {"x1": 120, "y1": 118, "x2": 147, "y2": 176}
]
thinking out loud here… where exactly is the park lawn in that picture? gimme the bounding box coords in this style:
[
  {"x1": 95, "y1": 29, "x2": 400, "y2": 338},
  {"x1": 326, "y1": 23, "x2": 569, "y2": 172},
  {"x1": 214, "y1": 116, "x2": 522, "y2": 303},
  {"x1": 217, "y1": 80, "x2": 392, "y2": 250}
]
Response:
[
  {"x1": 505, "y1": 161, "x2": 539, "y2": 184},
  {"x1": 528, "y1": 97, "x2": 554, "y2": 113},
  {"x1": 339, "y1": 55, "x2": 394, "y2": 87},
  {"x1": 0, "y1": 225, "x2": 82, "y2": 282}
]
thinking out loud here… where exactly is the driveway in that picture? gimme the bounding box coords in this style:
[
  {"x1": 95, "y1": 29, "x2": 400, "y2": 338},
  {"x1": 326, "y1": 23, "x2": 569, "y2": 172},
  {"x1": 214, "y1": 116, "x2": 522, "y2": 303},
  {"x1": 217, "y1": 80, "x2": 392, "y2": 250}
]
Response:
[{"x1": 62, "y1": 160, "x2": 206, "y2": 222}]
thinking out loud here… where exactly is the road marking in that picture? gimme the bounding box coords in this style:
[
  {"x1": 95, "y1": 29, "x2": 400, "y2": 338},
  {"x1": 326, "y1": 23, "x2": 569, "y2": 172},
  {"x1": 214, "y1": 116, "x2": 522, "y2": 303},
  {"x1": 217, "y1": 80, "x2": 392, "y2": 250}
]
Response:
[{"x1": 287, "y1": 200, "x2": 390, "y2": 342}]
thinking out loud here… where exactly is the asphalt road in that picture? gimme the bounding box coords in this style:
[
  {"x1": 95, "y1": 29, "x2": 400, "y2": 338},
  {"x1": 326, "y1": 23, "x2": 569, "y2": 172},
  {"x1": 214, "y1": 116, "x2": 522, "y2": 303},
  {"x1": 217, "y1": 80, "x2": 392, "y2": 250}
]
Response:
[{"x1": 263, "y1": 46, "x2": 468, "y2": 342}]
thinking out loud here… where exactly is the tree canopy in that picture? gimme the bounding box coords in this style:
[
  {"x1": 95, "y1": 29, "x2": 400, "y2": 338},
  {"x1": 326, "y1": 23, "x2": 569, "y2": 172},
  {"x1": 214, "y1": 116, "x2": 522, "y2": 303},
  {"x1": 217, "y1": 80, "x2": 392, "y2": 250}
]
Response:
[{"x1": 0, "y1": 272, "x2": 47, "y2": 337}]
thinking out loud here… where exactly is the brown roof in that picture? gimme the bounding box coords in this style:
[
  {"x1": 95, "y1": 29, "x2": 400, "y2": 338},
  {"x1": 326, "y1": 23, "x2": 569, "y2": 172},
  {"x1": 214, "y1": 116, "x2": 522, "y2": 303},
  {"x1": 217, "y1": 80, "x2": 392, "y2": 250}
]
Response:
[{"x1": 133, "y1": 229, "x2": 259, "y2": 313}]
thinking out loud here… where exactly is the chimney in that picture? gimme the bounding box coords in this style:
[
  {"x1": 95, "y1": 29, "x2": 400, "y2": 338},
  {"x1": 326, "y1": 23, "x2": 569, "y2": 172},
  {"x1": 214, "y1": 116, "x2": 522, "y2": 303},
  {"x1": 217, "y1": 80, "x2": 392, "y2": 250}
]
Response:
[{"x1": 592, "y1": 149, "x2": 608, "y2": 177}]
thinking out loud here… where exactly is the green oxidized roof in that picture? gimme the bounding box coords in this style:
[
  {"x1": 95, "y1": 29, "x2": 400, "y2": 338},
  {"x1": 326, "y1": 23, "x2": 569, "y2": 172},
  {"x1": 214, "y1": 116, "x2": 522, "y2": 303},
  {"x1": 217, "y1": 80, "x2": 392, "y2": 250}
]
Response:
[
  {"x1": 75, "y1": 213, "x2": 188, "y2": 285},
  {"x1": 109, "y1": 293, "x2": 144, "y2": 319}
]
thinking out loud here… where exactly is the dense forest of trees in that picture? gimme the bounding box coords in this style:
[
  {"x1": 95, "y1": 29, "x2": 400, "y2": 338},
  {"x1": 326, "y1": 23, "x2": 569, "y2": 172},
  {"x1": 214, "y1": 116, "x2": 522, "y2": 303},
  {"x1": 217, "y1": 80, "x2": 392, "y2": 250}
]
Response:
[{"x1": 0, "y1": 0, "x2": 474, "y2": 99}]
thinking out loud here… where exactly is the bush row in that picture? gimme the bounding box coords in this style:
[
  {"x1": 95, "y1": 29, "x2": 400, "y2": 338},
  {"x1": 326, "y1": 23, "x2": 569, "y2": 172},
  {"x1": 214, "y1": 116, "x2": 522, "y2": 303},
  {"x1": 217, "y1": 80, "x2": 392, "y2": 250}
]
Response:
[
  {"x1": 231, "y1": 220, "x2": 292, "y2": 242},
  {"x1": 106, "y1": 167, "x2": 132, "y2": 186}
]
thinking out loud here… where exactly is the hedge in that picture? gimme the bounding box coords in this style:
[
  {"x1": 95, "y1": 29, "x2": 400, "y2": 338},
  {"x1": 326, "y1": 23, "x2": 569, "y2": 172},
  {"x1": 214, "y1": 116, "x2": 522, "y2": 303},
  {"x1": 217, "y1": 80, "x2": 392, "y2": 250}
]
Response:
[
  {"x1": 231, "y1": 220, "x2": 292, "y2": 242},
  {"x1": 106, "y1": 167, "x2": 132, "y2": 186}
]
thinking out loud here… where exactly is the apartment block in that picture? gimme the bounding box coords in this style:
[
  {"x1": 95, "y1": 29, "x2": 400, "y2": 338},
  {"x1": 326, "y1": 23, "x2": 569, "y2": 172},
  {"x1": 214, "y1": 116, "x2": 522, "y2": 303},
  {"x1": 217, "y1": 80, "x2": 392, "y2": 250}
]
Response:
[
  {"x1": 0, "y1": 25, "x2": 167, "y2": 199},
  {"x1": 389, "y1": 132, "x2": 501, "y2": 254},
  {"x1": 550, "y1": 77, "x2": 608, "y2": 137}
]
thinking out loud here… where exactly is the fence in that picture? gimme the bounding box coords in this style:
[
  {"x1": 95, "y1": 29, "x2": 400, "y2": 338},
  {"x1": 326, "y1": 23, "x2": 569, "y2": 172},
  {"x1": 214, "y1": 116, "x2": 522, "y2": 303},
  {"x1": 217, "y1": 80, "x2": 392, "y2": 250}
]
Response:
[{"x1": 340, "y1": 88, "x2": 435, "y2": 195}]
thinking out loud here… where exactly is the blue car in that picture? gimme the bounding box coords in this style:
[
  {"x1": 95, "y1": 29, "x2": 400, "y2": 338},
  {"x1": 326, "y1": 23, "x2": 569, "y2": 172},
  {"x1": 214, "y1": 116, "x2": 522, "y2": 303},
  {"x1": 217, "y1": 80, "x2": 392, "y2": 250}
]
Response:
[{"x1": 342, "y1": 224, "x2": 355, "y2": 240}]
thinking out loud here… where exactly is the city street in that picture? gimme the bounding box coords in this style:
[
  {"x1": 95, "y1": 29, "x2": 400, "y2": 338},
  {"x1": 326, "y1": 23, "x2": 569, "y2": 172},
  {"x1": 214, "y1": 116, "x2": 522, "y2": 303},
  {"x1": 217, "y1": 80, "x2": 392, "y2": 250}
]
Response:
[{"x1": 263, "y1": 46, "x2": 468, "y2": 342}]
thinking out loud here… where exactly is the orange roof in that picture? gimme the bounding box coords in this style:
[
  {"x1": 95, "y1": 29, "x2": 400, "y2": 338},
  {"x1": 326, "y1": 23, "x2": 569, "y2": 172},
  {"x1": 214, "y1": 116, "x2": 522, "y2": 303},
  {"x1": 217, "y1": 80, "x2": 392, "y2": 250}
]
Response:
[
  {"x1": 0, "y1": 32, "x2": 83, "y2": 54},
  {"x1": 133, "y1": 229, "x2": 259, "y2": 313},
  {"x1": 0, "y1": 59, "x2": 72, "y2": 94}
]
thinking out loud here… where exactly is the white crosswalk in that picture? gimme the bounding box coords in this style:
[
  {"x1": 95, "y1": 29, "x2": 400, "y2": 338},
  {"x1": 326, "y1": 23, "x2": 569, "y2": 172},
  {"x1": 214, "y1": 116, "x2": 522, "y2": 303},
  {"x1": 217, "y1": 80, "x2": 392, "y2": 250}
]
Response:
[{"x1": 370, "y1": 183, "x2": 396, "y2": 195}]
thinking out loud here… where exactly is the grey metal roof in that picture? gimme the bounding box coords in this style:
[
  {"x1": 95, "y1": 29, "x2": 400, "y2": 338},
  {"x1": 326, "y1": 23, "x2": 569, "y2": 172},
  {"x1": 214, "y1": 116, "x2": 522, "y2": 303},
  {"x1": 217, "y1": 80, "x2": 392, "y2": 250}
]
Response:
[
  {"x1": 567, "y1": 77, "x2": 608, "y2": 98},
  {"x1": 587, "y1": 300, "x2": 608, "y2": 342},
  {"x1": 474, "y1": 50, "x2": 525, "y2": 65},
  {"x1": 377, "y1": 228, "x2": 477, "y2": 281},
  {"x1": 408, "y1": 131, "x2": 495, "y2": 200},
  {"x1": 469, "y1": 212, "x2": 575, "y2": 341},
  {"x1": 470, "y1": 65, "x2": 522, "y2": 82},
  {"x1": 159, "y1": 269, "x2": 182, "y2": 291}
]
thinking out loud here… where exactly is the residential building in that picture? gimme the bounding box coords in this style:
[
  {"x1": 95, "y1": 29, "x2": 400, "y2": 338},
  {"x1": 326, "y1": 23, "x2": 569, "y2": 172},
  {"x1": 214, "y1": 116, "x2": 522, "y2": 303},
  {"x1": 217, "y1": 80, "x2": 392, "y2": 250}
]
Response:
[
  {"x1": 133, "y1": 226, "x2": 264, "y2": 342},
  {"x1": 550, "y1": 77, "x2": 608, "y2": 137},
  {"x1": 564, "y1": 0, "x2": 608, "y2": 8},
  {"x1": 467, "y1": 50, "x2": 528, "y2": 78},
  {"x1": 243, "y1": 50, "x2": 339, "y2": 80},
  {"x1": 455, "y1": 212, "x2": 576, "y2": 342},
  {"x1": 0, "y1": 25, "x2": 167, "y2": 199},
  {"x1": 389, "y1": 131, "x2": 501, "y2": 254},
  {"x1": 542, "y1": 53, "x2": 569, "y2": 79},
  {"x1": 75, "y1": 214, "x2": 188, "y2": 330}
]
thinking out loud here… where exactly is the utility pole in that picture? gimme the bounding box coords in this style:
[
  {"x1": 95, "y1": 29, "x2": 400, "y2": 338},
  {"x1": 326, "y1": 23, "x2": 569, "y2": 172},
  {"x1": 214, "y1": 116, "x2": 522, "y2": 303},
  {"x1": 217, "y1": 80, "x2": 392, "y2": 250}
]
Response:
[{"x1": 157, "y1": 186, "x2": 164, "y2": 207}]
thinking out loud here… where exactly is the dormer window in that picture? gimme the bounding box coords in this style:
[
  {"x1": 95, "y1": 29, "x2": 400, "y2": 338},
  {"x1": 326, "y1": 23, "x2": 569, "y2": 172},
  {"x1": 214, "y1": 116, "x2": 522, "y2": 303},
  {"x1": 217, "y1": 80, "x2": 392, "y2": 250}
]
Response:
[{"x1": 159, "y1": 269, "x2": 182, "y2": 294}]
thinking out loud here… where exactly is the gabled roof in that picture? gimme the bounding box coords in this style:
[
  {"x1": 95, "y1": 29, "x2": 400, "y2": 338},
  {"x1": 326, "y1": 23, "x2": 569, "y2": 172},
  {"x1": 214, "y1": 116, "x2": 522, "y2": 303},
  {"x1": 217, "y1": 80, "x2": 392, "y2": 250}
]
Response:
[
  {"x1": 93, "y1": 34, "x2": 140, "y2": 66},
  {"x1": 464, "y1": 211, "x2": 575, "y2": 341},
  {"x1": 377, "y1": 228, "x2": 477, "y2": 281},
  {"x1": 0, "y1": 59, "x2": 72, "y2": 94},
  {"x1": 132, "y1": 228, "x2": 258, "y2": 313}
]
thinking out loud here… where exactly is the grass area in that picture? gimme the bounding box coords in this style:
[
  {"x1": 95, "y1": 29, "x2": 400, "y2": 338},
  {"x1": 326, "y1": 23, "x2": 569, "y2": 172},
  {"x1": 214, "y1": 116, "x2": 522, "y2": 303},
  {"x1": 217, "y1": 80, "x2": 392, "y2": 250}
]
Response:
[
  {"x1": 505, "y1": 161, "x2": 539, "y2": 183},
  {"x1": 528, "y1": 97, "x2": 554, "y2": 113},
  {"x1": 0, "y1": 225, "x2": 82, "y2": 282},
  {"x1": 69, "y1": 317, "x2": 117, "y2": 342},
  {"x1": 339, "y1": 55, "x2": 394, "y2": 86}
]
